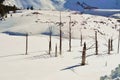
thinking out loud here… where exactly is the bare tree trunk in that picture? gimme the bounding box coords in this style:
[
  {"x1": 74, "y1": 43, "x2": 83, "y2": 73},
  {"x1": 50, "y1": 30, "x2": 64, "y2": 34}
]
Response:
[
  {"x1": 25, "y1": 33, "x2": 28, "y2": 55},
  {"x1": 95, "y1": 31, "x2": 98, "y2": 55},
  {"x1": 68, "y1": 15, "x2": 71, "y2": 52},
  {"x1": 80, "y1": 31, "x2": 83, "y2": 47},
  {"x1": 48, "y1": 40, "x2": 51, "y2": 55},
  {"x1": 59, "y1": 11, "x2": 62, "y2": 55},
  {"x1": 55, "y1": 44, "x2": 57, "y2": 57},
  {"x1": 110, "y1": 38, "x2": 113, "y2": 51},
  {"x1": 118, "y1": 29, "x2": 120, "y2": 53},
  {"x1": 108, "y1": 39, "x2": 111, "y2": 54},
  {"x1": 49, "y1": 27, "x2": 52, "y2": 55},
  {"x1": 81, "y1": 42, "x2": 86, "y2": 65}
]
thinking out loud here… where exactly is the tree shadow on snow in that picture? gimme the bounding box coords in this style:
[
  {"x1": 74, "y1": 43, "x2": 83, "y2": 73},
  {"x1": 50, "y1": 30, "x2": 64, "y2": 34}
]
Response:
[
  {"x1": 0, "y1": 53, "x2": 25, "y2": 58},
  {"x1": 73, "y1": 53, "x2": 95, "y2": 59},
  {"x1": 26, "y1": 50, "x2": 56, "y2": 60},
  {"x1": 2, "y1": 31, "x2": 26, "y2": 36},
  {"x1": 60, "y1": 63, "x2": 88, "y2": 75},
  {"x1": 61, "y1": 64, "x2": 81, "y2": 71},
  {"x1": 27, "y1": 53, "x2": 55, "y2": 60}
]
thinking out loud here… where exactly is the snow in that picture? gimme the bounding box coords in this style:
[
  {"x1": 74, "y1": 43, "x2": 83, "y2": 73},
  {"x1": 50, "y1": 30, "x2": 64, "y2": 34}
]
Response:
[
  {"x1": 0, "y1": 10, "x2": 119, "y2": 38},
  {"x1": 101, "y1": 64, "x2": 120, "y2": 80},
  {"x1": 0, "y1": 10, "x2": 120, "y2": 80},
  {"x1": 0, "y1": 31, "x2": 120, "y2": 80}
]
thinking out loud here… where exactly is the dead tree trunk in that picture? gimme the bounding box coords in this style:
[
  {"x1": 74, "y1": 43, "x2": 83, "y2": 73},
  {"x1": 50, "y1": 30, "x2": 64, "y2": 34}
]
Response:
[
  {"x1": 110, "y1": 38, "x2": 113, "y2": 51},
  {"x1": 118, "y1": 29, "x2": 120, "y2": 53},
  {"x1": 49, "y1": 27, "x2": 52, "y2": 55},
  {"x1": 49, "y1": 41, "x2": 51, "y2": 55},
  {"x1": 81, "y1": 42, "x2": 86, "y2": 65},
  {"x1": 68, "y1": 15, "x2": 71, "y2": 52},
  {"x1": 25, "y1": 33, "x2": 28, "y2": 55},
  {"x1": 80, "y1": 31, "x2": 83, "y2": 47},
  {"x1": 55, "y1": 44, "x2": 57, "y2": 57},
  {"x1": 59, "y1": 11, "x2": 62, "y2": 55},
  {"x1": 95, "y1": 31, "x2": 98, "y2": 55},
  {"x1": 108, "y1": 39, "x2": 111, "y2": 54}
]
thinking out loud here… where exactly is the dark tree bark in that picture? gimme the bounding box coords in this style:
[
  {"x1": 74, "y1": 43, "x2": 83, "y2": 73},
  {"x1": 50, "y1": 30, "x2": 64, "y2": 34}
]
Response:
[
  {"x1": 55, "y1": 44, "x2": 57, "y2": 57},
  {"x1": 80, "y1": 31, "x2": 83, "y2": 47},
  {"x1": 25, "y1": 33, "x2": 28, "y2": 55},
  {"x1": 110, "y1": 38, "x2": 113, "y2": 51},
  {"x1": 68, "y1": 15, "x2": 72, "y2": 52},
  {"x1": 48, "y1": 27, "x2": 52, "y2": 55},
  {"x1": 81, "y1": 42, "x2": 86, "y2": 65},
  {"x1": 95, "y1": 31, "x2": 98, "y2": 55},
  {"x1": 108, "y1": 39, "x2": 111, "y2": 54},
  {"x1": 59, "y1": 11, "x2": 62, "y2": 55}
]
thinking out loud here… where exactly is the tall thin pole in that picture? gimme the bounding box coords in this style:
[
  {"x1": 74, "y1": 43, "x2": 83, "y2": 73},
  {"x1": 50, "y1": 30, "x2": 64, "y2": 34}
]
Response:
[
  {"x1": 59, "y1": 11, "x2": 62, "y2": 55},
  {"x1": 117, "y1": 29, "x2": 120, "y2": 53},
  {"x1": 68, "y1": 15, "x2": 71, "y2": 52},
  {"x1": 25, "y1": 33, "x2": 28, "y2": 55}
]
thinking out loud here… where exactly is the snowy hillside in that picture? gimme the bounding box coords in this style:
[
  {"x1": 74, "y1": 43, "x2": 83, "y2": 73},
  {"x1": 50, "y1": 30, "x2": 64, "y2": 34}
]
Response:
[
  {"x1": 0, "y1": 10, "x2": 120, "y2": 38},
  {"x1": 0, "y1": 6, "x2": 120, "y2": 80},
  {"x1": 0, "y1": 10, "x2": 120, "y2": 80},
  {"x1": 3, "y1": 0, "x2": 120, "y2": 10}
]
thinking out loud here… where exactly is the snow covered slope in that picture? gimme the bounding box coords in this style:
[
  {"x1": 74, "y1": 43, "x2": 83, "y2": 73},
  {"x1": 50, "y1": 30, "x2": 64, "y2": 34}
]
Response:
[
  {"x1": 0, "y1": 10, "x2": 120, "y2": 79},
  {"x1": 0, "y1": 10, "x2": 120, "y2": 39},
  {"x1": 0, "y1": 10, "x2": 120, "y2": 80},
  {"x1": 3, "y1": 0, "x2": 120, "y2": 10}
]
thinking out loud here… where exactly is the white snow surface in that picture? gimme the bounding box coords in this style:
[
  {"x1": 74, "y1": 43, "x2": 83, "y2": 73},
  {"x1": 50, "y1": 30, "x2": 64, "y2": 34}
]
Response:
[
  {"x1": 0, "y1": 10, "x2": 120, "y2": 80},
  {"x1": 0, "y1": 10, "x2": 120, "y2": 38}
]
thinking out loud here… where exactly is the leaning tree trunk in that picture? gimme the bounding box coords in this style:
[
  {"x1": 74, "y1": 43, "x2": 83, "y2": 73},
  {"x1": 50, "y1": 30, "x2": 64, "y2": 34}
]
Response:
[{"x1": 81, "y1": 42, "x2": 86, "y2": 65}]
